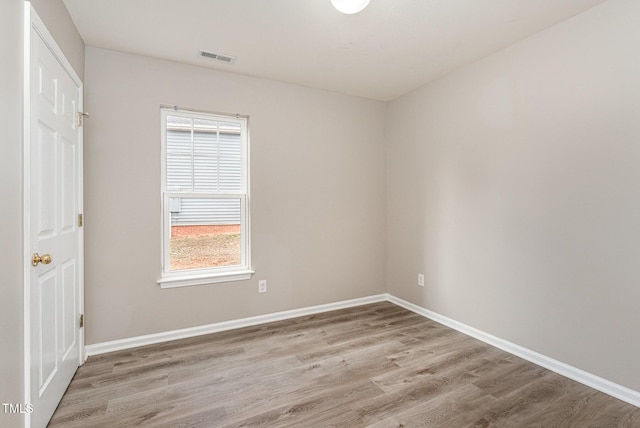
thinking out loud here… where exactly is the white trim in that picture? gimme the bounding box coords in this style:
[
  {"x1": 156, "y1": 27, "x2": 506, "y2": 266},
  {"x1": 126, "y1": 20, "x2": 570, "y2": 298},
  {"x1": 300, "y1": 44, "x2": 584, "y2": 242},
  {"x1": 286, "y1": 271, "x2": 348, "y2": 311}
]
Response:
[
  {"x1": 386, "y1": 294, "x2": 640, "y2": 408},
  {"x1": 23, "y1": 6, "x2": 32, "y2": 428},
  {"x1": 158, "y1": 269, "x2": 254, "y2": 288},
  {"x1": 159, "y1": 108, "x2": 251, "y2": 283},
  {"x1": 83, "y1": 293, "x2": 640, "y2": 408},
  {"x1": 78, "y1": 87, "x2": 86, "y2": 364},
  {"x1": 85, "y1": 294, "x2": 387, "y2": 356}
]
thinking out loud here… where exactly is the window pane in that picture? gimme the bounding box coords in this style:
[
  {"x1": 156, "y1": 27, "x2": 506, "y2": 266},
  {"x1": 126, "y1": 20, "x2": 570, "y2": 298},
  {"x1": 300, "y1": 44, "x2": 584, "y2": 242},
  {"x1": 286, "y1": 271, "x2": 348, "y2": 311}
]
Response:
[
  {"x1": 193, "y1": 117, "x2": 217, "y2": 132},
  {"x1": 167, "y1": 115, "x2": 192, "y2": 129},
  {"x1": 193, "y1": 130, "x2": 219, "y2": 192},
  {"x1": 219, "y1": 127, "x2": 242, "y2": 192},
  {"x1": 169, "y1": 198, "x2": 241, "y2": 271},
  {"x1": 161, "y1": 108, "x2": 249, "y2": 281},
  {"x1": 166, "y1": 129, "x2": 194, "y2": 191},
  {"x1": 166, "y1": 117, "x2": 242, "y2": 194}
]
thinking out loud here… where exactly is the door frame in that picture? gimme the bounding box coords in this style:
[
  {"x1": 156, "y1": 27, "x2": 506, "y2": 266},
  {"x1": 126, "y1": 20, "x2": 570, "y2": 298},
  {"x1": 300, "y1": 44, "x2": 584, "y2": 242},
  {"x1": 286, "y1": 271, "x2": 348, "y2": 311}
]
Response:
[{"x1": 23, "y1": 3, "x2": 85, "y2": 427}]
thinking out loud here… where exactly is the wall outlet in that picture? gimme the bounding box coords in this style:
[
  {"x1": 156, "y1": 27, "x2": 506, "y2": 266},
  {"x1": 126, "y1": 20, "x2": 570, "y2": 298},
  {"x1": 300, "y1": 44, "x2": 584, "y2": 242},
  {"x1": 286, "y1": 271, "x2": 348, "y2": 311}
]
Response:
[
  {"x1": 418, "y1": 273, "x2": 425, "y2": 287},
  {"x1": 258, "y1": 280, "x2": 267, "y2": 293}
]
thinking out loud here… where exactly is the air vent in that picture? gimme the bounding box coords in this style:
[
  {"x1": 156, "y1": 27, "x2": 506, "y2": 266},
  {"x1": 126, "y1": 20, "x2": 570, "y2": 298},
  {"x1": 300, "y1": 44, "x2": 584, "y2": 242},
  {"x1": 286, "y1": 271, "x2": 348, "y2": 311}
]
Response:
[{"x1": 199, "y1": 50, "x2": 236, "y2": 64}]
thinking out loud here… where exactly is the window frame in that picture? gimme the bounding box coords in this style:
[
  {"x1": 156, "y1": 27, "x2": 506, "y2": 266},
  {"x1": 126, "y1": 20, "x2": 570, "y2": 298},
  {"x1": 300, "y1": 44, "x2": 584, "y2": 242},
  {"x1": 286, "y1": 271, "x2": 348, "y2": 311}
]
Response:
[{"x1": 158, "y1": 107, "x2": 252, "y2": 288}]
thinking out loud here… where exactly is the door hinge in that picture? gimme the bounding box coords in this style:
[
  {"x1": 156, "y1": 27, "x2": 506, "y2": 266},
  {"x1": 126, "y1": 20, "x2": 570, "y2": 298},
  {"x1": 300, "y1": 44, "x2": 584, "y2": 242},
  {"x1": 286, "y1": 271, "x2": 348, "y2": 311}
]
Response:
[
  {"x1": 78, "y1": 213, "x2": 83, "y2": 227},
  {"x1": 79, "y1": 314, "x2": 84, "y2": 328},
  {"x1": 77, "y1": 112, "x2": 89, "y2": 127}
]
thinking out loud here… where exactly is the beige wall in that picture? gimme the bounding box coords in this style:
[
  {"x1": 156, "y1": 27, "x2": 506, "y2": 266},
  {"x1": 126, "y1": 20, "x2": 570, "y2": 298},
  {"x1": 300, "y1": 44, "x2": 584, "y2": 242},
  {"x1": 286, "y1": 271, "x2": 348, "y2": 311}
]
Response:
[
  {"x1": 6, "y1": 1, "x2": 638, "y2": 418},
  {"x1": 387, "y1": 0, "x2": 640, "y2": 391},
  {"x1": 0, "y1": 2, "x2": 83, "y2": 427},
  {"x1": 30, "y1": 0, "x2": 85, "y2": 79},
  {"x1": 83, "y1": 47, "x2": 387, "y2": 344},
  {"x1": 0, "y1": 2, "x2": 26, "y2": 427}
]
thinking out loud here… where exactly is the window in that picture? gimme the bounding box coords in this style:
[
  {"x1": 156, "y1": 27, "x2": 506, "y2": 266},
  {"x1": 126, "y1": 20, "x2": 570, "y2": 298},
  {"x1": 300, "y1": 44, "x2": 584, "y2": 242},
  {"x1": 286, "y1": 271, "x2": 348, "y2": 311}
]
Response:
[{"x1": 158, "y1": 108, "x2": 252, "y2": 288}]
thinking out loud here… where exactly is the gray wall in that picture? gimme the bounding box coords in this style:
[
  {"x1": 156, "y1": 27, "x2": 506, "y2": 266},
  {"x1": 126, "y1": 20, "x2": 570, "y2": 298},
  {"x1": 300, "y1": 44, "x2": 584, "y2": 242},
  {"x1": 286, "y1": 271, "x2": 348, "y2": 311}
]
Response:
[
  {"x1": 387, "y1": 0, "x2": 640, "y2": 392},
  {"x1": 0, "y1": 2, "x2": 26, "y2": 427},
  {"x1": 83, "y1": 47, "x2": 387, "y2": 344},
  {"x1": 0, "y1": 2, "x2": 83, "y2": 427},
  {"x1": 5, "y1": 2, "x2": 640, "y2": 422},
  {"x1": 30, "y1": 0, "x2": 85, "y2": 79}
]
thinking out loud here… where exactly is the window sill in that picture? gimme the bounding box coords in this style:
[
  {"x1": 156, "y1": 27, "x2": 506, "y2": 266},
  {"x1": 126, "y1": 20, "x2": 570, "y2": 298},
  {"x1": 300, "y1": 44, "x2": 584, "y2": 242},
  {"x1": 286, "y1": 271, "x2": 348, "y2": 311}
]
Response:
[{"x1": 158, "y1": 269, "x2": 254, "y2": 289}]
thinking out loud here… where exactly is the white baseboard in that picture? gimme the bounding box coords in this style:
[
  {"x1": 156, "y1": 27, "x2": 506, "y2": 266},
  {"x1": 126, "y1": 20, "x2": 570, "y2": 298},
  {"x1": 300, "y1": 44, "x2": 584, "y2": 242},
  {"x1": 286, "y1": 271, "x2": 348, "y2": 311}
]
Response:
[
  {"x1": 84, "y1": 294, "x2": 387, "y2": 356},
  {"x1": 386, "y1": 294, "x2": 640, "y2": 408},
  {"x1": 84, "y1": 292, "x2": 639, "y2": 408}
]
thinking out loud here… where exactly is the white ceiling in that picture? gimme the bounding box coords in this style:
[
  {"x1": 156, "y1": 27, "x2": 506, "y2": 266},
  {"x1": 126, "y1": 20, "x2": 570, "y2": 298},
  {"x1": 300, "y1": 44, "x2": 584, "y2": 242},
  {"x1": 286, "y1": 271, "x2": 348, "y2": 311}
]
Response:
[{"x1": 63, "y1": 0, "x2": 606, "y2": 101}]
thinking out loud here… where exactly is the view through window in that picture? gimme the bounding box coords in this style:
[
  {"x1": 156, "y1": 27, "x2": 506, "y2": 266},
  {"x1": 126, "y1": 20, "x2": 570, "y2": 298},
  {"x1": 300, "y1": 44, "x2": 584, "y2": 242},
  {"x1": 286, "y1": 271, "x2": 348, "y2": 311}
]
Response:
[{"x1": 161, "y1": 108, "x2": 249, "y2": 281}]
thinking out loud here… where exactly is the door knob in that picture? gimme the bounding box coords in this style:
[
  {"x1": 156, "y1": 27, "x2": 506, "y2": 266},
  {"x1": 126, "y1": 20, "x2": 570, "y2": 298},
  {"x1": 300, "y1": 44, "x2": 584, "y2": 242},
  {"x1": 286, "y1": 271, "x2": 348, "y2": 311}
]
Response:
[{"x1": 32, "y1": 253, "x2": 52, "y2": 266}]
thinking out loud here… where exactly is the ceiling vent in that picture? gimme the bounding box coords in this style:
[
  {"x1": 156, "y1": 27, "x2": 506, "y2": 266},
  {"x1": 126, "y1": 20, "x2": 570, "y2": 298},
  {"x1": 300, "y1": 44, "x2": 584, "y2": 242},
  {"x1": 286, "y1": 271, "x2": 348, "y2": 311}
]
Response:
[{"x1": 199, "y1": 50, "x2": 236, "y2": 64}]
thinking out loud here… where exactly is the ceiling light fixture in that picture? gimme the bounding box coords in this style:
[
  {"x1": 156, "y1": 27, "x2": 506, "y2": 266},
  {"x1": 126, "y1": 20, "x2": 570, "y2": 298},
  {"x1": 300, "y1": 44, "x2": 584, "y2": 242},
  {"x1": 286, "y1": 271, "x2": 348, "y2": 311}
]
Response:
[{"x1": 331, "y1": 0, "x2": 371, "y2": 14}]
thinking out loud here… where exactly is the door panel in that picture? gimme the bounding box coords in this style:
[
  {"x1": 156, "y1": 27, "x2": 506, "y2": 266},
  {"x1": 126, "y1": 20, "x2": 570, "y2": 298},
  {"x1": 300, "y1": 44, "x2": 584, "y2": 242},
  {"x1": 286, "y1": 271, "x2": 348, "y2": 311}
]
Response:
[
  {"x1": 37, "y1": 271, "x2": 57, "y2": 394},
  {"x1": 61, "y1": 141, "x2": 76, "y2": 232},
  {"x1": 36, "y1": 124, "x2": 57, "y2": 236},
  {"x1": 62, "y1": 261, "x2": 77, "y2": 358},
  {"x1": 27, "y1": 7, "x2": 83, "y2": 427}
]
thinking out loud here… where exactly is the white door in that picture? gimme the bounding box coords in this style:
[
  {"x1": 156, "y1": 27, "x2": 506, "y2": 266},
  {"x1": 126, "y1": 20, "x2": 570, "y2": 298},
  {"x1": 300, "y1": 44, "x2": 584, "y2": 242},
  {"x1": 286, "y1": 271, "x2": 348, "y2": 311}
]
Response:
[{"x1": 25, "y1": 6, "x2": 84, "y2": 428}]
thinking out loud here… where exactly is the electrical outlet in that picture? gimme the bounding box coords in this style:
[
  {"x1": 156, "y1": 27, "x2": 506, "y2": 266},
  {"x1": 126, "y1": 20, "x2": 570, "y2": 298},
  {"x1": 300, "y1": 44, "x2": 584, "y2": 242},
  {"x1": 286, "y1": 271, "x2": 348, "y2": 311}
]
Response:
[
  {"x1": 258, "y1": 280, "x2": 267, "y2": 293},
  {"x1": 418, "y1": 273, "x2": 424, "y2": 287}
]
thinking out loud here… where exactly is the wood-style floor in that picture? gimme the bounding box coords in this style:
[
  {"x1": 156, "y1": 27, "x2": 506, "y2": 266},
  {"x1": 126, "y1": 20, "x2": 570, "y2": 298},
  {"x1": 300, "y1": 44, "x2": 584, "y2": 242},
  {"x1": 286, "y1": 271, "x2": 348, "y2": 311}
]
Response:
[{"x1": 48, "y1": 302, "x2": 639, "y2": 427}]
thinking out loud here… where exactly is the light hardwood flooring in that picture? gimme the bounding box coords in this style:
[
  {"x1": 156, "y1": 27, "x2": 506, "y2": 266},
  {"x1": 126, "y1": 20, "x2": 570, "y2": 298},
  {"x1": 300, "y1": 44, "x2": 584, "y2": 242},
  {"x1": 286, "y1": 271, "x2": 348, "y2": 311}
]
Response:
[{"x1": 48, "y1": 302, "x2": 639, "y2": 427}]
